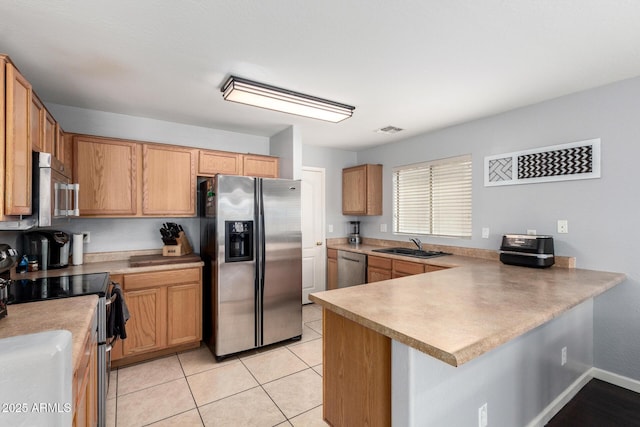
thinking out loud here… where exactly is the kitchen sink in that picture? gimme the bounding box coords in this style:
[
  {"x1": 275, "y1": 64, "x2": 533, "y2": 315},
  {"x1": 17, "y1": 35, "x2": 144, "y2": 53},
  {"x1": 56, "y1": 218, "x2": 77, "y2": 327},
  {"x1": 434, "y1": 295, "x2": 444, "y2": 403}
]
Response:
[{"x1": 371, "y1": 247, "x2": 451, "y2": 259}]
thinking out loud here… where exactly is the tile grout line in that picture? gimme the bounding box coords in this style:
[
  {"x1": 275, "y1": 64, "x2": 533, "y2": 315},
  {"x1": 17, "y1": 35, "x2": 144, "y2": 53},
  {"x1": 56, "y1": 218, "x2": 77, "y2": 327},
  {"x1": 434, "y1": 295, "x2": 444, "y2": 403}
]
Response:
[
  {"x1": 176, "y1": 350, "x2": 206, "y2": 427},
  {"x1": 238, "y1": 356, "x2": 290, "y2": 424},
  {"x1": 112, "y1": 308, "x2": 323, "y2": 426}
]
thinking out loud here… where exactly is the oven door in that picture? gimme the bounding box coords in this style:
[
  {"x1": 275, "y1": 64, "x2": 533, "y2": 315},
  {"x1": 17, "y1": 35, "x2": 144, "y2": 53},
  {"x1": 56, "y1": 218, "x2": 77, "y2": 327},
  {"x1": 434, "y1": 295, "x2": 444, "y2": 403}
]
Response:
[{"x1": 98, "y1": 283, "x2": 119, "y2": 427}]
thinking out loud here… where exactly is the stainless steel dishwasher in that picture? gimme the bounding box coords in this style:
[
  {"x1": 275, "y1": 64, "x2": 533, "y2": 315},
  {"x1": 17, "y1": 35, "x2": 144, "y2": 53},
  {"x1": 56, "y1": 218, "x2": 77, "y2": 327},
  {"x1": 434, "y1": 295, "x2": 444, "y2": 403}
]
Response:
[{"x1": 337, "y1": 250, "x2": 367, "y2": 288}]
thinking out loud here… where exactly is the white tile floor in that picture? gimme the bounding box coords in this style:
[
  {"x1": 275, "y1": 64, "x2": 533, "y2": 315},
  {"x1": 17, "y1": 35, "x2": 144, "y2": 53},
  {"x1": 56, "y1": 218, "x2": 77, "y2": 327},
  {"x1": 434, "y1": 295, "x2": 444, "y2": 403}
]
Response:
[{"x1": 107, "y1": 303, "x2": 327, "y2": 427}]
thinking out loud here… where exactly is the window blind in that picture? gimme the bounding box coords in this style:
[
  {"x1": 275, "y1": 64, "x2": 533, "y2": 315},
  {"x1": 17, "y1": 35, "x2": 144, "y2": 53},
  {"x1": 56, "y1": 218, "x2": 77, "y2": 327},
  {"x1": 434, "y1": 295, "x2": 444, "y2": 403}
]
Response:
[{"x1": 392, "y1": 154, "x2": 472, "y2": 237}]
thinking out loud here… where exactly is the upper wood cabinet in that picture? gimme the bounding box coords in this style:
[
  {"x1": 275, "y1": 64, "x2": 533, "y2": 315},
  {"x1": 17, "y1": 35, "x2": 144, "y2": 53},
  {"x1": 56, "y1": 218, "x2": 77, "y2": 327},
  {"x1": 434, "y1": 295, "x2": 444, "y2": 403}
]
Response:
[
  {"x1": 55, "y1": 126, "x2": 73, "y2": 177},
  {"x1": 198, "y1": 151, "x2": 279, "y2": 178},
  {"x1": 74, "y1": 135, "x2": 139, "y2": 216},
  {"x1": 3, "y1": 60, "x2": 33, "y2": 216},
  {"x1": 44, "y1": 109, "x2": 56, "y2": 155},
  {"x1": 142, "y1": 144, "x2": 197, "y2": 216},
  {"x1": 243, "y1": 154, "x2": 279, "y2": 178},
  {"x1": 198, "y1": 149, "x2": 242, "y2": 176},
  {"x1": 30, "y1": 94, "x2": 45, "y2": 153},
  {"x1": 342, "y1": 164, "x2": 382, "y2": 216}
]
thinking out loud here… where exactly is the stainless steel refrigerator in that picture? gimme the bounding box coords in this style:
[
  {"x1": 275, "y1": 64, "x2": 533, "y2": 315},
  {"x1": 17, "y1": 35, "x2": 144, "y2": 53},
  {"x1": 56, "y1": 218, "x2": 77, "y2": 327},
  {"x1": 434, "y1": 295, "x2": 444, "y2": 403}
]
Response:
[{"x1": 200, "y1": 175, "x2": 302, "y2": 358}]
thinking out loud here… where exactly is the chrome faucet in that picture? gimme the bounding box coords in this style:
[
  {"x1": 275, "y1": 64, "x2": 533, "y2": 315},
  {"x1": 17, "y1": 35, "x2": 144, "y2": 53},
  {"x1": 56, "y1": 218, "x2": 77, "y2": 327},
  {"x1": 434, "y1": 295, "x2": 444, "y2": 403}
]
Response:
[{"x1": 410, "y1": 237, "x2": 422, "y2": 250}]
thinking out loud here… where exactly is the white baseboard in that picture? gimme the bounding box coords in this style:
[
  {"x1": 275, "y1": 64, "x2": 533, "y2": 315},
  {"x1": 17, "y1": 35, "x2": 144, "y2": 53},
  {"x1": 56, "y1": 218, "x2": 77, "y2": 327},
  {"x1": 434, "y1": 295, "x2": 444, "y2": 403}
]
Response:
[
  {"x1": 526, "y1": 368, "x2": 640, "y2": 427},
  {"x1": 591, "y1": 367, "x2": 640, "y2": 393},
  {"x1": 525, "y1": 370, "x2": 592, "y2": 427}
]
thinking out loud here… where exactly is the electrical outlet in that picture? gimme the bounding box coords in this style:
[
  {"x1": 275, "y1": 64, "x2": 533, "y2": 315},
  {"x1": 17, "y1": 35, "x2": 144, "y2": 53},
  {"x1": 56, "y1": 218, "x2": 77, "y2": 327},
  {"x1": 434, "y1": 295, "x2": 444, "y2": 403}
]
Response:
[
  {"x1": 478, "y1": 403, "x2": 488, "y2": 427},
  {"x1": 561, "y1": 346, "x2": 567, "y2": 366},
  {"x1": 527, "y1": 229, "x2": 537, "y2": 235},
  {"x1": 380, "y1": 223, "x2": 388, "y2": 233},
  {"x1": 82, "y1": 231, "x2": 90, "y2": 243},
  {"x1": 557, "y1": 220, "x2": 569, "y2": 234},
  {"x1": 328, "y1": 224, "x2": 333, "y2": 233},
  {"x1": 482, "y1": 227, "x2": 490, "y2": 239}
]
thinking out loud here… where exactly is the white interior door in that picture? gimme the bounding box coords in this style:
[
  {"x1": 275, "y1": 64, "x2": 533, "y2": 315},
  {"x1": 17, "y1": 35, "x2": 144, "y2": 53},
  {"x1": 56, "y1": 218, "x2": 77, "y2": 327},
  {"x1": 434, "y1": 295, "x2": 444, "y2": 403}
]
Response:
[{"x1": 301, "y1": 167, "x2": 326, "y2": 303}]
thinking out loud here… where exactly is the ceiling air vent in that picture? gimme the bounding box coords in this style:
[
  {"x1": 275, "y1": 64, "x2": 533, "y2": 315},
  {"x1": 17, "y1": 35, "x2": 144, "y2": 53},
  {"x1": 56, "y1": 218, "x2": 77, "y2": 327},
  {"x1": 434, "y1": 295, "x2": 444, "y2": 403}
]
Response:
[{"x1": 375, "y1": 126, "x2": 404, "y2": 135}]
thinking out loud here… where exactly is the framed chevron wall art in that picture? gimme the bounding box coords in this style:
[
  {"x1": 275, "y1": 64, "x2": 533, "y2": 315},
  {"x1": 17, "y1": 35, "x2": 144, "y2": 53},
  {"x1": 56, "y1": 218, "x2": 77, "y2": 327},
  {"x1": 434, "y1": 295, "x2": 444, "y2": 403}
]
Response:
[{"x1": 484, "y1": 138, "x2": 601, "y2": 187}]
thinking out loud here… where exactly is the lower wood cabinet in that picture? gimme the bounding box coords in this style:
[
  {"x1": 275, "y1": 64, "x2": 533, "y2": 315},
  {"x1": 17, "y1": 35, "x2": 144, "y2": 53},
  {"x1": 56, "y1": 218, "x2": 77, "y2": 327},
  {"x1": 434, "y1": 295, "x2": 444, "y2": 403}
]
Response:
[
  {"x1": 111, "y1": 267, "x2": 202, "y2": 366},
  {"x1": 367, "y1": 254, "x2": 449, "y2": 283},
  {"x1": 73, "y1": 307, "x2": 97, "y2": 427},
  {"x1": 367, "y1": 256, "x2": 392, "y2": 283},
  {"x1": 323, "y1": 309, "x2": 390, "y2": 426},
  {"x1": 327, "y1": 249, "x2": 338, "y2": 290}
]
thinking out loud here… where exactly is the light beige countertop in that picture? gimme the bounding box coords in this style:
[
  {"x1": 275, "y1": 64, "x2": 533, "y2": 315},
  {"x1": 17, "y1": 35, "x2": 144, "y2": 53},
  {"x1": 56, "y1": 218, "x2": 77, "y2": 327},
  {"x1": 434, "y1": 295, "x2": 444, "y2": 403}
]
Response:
[
  {"x1": 3, "y1": 250, "x2": 203, "y2": 371},
  {"x1": 0, "y1": 295, "x2": 97, "y2": 373},
  {"x1": 312, "y1": 240, "x2": 625, "y2": 367},
  {"x1": 9, "y1": 249, "x2": 204, "y2": 280}
]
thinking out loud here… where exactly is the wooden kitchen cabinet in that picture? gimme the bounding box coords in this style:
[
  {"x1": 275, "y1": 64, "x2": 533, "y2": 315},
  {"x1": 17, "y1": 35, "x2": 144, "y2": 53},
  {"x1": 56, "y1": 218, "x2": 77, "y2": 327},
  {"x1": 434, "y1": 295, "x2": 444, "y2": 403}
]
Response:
[
  {"x1": 56, "y1": 126, "x2": 73, "y2": 177},
  {"x1": 3, "y1": 58, "x2": 33, "y2": 216},
  {"x1": 73, "y1": 135, "x2": 139, "y2": 216},
  {"x1": 167, "y1": 282, "x2": 202, "y2": 346},
  {"x1": 198, "y1": 149, "x2": 242, "y2": 176},
  {"x1": 327, "y1": 248, "x2": 338, "y2": 290},
  {"x1": 44, "y1": 109, "x2": 57, "y2": 155},
  {"x1": 121, "y1": 286, "x2": 166, "y2": 356},
  {"x1": 392, "y1": 259, "x2": 425, "y2": 278},
  {"x1": 323, "y1": 308, "x2": 391, "y2": 426},
  {"x1": 142, "y1": 143, "x2": 197, "y2": 216},
  {"x1": 367, "y1": 255, "x2": 392, "y2": 283},
  {"x1": 30, "y1": 93, "x2": 45, "y2": 153},
  {"x1": 342, "y1": 164, "x2": 382, "y2": 216},
  {"x1": 366, "y1": 254, "x2": 448, "y2": 283},
  {"x1": 31, "y1": 91, "x2": 71, "y2": 178},
  {"x1": 114, "y1": 267, "x2": 202, "y2": 366},
  {"x1": 73, "y1": 307, "x2": 98, "y2": 427},
  {"x1": 242, "y1": 153, "x2": 280, "y2": 178}
]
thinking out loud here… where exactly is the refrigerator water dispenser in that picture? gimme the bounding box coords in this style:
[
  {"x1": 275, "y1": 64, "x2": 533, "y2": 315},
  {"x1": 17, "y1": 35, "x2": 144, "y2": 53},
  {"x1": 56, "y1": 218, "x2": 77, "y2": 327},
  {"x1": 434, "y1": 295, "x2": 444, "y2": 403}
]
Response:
[{"x1": 225, "y1": 220, "x2": 253, "y2": 262}]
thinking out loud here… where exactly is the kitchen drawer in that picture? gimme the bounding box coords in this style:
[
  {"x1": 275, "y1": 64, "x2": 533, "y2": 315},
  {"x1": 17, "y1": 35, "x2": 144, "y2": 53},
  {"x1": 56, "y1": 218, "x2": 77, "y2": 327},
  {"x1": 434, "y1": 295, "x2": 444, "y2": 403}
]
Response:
[
  {"x1": 392, "y1": 260, "x2": 424, "y2": 276},
  {"x1": 123, "y1": 268, "x2": 200, "y2": 290},
  {"x1": 368, "y1": 255, "x2": 392, "y2": 270},
  {"x1": 368, "y1": 266, "x2": 392, "y2": 283}
]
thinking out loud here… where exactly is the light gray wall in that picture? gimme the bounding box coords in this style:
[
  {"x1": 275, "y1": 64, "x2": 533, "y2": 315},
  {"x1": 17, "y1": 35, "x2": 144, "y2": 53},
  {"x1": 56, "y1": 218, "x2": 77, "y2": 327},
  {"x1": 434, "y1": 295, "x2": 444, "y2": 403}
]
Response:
[
  {"x1": 9, "y1": 104, "x2": 270, "y2": 253},
  {"x1": 47, "y1": 103, "x2": 269, "y2": 152},
  {"x1": 301, "y1": 144, "x2": 358, "y2": 238},
  {"x1": 393, "y1": 300, "x2": 594, "y2": 426},
  {"x1": 270, "y1": 125, "x2": 302, "y2": 179},
  {"x1": 356, "y1": 76, "x2": 640, "y2": 380}
]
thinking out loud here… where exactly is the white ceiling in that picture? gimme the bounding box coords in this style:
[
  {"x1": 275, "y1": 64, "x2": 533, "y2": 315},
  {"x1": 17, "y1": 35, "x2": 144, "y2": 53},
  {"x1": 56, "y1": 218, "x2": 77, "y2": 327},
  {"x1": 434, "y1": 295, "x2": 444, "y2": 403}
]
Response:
[{"x1": 2, "y1": 1, "x2": 640, "y2": 151}]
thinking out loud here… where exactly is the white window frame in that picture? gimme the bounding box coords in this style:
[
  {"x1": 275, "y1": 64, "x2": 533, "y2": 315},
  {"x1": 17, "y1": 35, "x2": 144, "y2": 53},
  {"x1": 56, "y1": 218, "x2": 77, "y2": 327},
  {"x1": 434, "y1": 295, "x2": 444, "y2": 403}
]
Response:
[{"x1": 392, "y1": 154, "x2": 472, "y2": 238}]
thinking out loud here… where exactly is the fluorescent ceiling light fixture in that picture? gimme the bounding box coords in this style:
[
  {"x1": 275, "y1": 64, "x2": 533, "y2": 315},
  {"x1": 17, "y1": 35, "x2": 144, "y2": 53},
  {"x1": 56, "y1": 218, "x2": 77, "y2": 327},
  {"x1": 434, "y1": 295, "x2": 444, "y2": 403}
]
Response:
[{"x1": 222, "y1": 76, "x2": 355, "y2": 123}]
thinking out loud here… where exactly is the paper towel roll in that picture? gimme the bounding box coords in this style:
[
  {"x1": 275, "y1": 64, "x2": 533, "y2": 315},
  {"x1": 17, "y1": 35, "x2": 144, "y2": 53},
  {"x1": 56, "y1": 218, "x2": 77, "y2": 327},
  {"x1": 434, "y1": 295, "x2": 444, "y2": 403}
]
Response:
[{"x1": 72, "y1": 234, "x2": 84, "y2": 265}]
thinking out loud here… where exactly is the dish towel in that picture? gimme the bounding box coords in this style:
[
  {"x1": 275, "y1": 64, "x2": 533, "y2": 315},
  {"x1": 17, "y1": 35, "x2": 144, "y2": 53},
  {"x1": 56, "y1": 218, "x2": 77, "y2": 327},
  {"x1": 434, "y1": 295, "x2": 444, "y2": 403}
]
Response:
[{"x1": 108, "y1": 282, "x2": 130, "y2": 340}]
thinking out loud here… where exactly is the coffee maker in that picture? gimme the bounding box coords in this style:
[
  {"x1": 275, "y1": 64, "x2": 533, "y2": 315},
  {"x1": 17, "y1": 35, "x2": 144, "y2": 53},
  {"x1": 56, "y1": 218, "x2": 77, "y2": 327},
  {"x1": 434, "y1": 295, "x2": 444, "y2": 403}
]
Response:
[
  {"x1": 348, "y1": 221, "x2": 361, "y2": 245},
  {"x1": 22, "y1": 230, "x2": 70, "y2": 270}
]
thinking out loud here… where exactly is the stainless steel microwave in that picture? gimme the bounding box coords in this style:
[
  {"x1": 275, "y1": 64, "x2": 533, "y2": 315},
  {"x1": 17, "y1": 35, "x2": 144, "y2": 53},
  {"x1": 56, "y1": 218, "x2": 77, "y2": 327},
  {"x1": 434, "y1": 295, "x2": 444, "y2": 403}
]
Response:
[{"x1": 0, "y1": 152, "x2": 79, "y2": 230}]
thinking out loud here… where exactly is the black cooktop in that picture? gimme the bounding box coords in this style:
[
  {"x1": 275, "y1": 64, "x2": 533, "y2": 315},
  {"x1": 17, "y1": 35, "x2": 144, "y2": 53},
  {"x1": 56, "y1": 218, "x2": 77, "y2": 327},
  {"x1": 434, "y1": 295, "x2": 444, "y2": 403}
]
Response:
[{"x1": 7, "y1": 272, "x2": 110, "y2": 305}]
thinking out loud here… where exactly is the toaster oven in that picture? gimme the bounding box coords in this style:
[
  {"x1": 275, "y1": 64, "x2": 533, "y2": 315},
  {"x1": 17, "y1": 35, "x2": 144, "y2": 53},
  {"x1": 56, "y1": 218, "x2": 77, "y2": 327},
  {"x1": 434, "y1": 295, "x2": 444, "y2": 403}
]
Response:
[{"x1": 499, "y1": 234, "x2": 555, "y2": 268}]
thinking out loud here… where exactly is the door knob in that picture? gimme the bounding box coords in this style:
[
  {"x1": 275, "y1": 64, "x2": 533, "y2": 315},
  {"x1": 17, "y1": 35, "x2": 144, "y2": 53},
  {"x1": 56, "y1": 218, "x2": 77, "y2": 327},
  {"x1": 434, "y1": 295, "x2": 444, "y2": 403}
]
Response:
[{"x1": 316, "y1": 241, "x2": 323, "y2": 246}]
